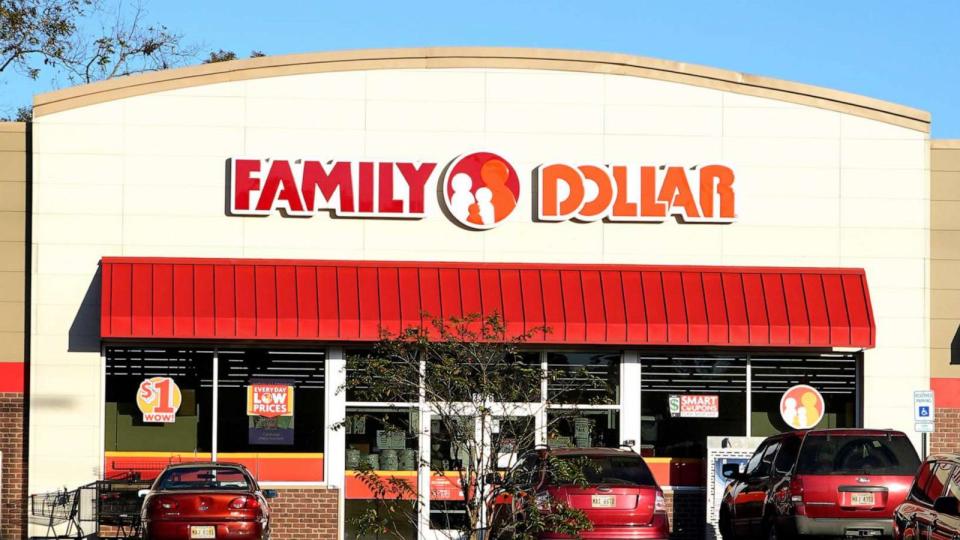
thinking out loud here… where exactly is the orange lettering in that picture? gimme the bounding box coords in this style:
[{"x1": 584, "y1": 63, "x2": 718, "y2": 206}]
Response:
[
  {"x1": 611, "y1": 166, "x2": 638, "y2": 218},
  {"x1": 640, "y1": 166, "x2": 666, "y2": 218},
  {"x1": 699, "y1": 165, "x2": 735, "y2": 220},
  {"x1": 577, "y1": 165, "x2": 614, "y2": 221},
  {"x1": 657, "y1": 167, "x2": 700, "y2": 219},
  {"x1": 537, "y1": 164, "x2": 584, "y2": 220}
]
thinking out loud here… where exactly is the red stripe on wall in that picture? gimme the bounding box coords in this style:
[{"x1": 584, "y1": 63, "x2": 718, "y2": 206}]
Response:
[
  {"x1": 931, "y1": 378, "x2": 960, "y2": 409},
  {"x1": 0, "y1": 362, "x2": 24, "y2": 393}
]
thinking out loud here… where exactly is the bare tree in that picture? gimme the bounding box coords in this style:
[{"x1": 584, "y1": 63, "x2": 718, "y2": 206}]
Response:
[
  {"x1": 1, "y1": 0, "x2": 201, "y2": 119},
  {"x1": 1, "y1": 0, "x2": 197, "y2": 83},
  {"x1": 343, "y1": 313, "x2": 614, "y2": 540}
]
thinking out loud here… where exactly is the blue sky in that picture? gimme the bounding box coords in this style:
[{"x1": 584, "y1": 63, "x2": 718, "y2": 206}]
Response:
[{"x1": 5, "y1": 0, "x2": 959, "y2": 137}]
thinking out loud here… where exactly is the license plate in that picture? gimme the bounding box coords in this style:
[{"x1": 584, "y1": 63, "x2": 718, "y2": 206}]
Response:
[
  {"x1": 191, "y1": 525, "x2": 216, "y2": 539},
  {"x1": 845, "y1": 529, "x2": 883, "y2": 537},
  {"x1": 850, "y1": 493, "x2": 875, "y2": 506},
  {"x1": 591, "y1": 495, "x2": 616, "y2": 508}
]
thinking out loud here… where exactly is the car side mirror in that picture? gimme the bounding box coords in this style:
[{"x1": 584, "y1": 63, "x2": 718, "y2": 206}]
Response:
[
  {"x1": 263, "y1": 489, "x2": 278, "y2": 499},
  {"x1": 933, "y1": 496, "x2": 959, "y2": 515},
  {"x1": 721, "y1": 463, "x2": 744, "y2": 481},
  {"x1": 137, "y1": 489, "x2": 150, "y2": 498}
]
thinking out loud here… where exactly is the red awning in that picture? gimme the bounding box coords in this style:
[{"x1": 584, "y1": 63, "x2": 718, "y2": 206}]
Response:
[{"x1": 99, "y1": 258, "x2": 875, "y2": 348}]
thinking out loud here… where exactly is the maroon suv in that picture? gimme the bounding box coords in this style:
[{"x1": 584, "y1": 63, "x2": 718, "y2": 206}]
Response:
[
  {"x1": 719, "y1": 429, "x2": 920, "y2": 540},
  {"x1": 536, "y1": 447, "x2": 669, "y2": 540}
]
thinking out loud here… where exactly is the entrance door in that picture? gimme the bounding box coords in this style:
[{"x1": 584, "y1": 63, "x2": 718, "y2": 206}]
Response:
[{"x1": 420, "y1": 404, "x2": 543, "y2": 539}]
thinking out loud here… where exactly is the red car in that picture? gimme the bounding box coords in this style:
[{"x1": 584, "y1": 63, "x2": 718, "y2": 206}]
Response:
[
  {"x1": 893, "y1": 453, "x2": 960, "y2": 540},
  {"x1": 534, "y1": 447, "x2": 669, "y2": 540},
  {"x1": 719, "y1": 429, "x2": 920, "y2": 540},
  {"x1": 140, "y1": 462, "x2": 276, "y2": 540}
]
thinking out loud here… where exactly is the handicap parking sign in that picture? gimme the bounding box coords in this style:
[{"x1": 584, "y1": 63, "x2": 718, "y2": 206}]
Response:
[{"x1": 914, "y1": 390, "x2": 935, "y2": 425}]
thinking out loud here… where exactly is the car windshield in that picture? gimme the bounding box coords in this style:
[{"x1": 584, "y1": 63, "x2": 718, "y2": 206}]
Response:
[
  {"x1": 552, "y1": 454, "x2": 657, "y2": 486},
  {"x1": 156, "y1": 467, "x2": 251, "y2": 491},
  {"x1": 796, "y1": 434, "x2": 920, "y2": 476}
]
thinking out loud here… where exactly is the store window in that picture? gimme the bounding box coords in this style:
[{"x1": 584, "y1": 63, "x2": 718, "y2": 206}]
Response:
[
  {"x1": 104, "y1": 346, "x2": 326, "y2": 484},
  {"x1": 547, "y1": 352, "x2": 620, "y2": 404},
  {"x1": 344, "y1": 406, "x2": 420, "y2": 539},
  {"x1": 640, "y1": 354, "x2": 746, "y2": 458},
  {"x1": 547, "y1": 409, "x2": 619, "y2": 448},
  {"x1": 104, "y1": 348, "x2": 213, "y2": 479},
  {"x1": 217, "y1": 349, "x2": 325, "y2": 482},
  {"x1": 346, "y1": 349, "x2": 419, "y2": 403},
  {"x1": 547, "y1": 352, "x2": 621, "y2": 448},
  {"x1": 750, "y1": 354, "x2": 858, "y2": 436}
]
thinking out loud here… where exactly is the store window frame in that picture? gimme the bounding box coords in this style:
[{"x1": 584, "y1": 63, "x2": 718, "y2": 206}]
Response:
[
  {"x1": 342, "y1": 348, "x2": 624, "y2": 537},
  {"x1": 102, "y1": 345, "x2": 329, "y2": 488}
]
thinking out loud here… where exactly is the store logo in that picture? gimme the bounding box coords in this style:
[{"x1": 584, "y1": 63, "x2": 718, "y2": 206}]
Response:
[
  {"x1": 780, "y1": 384, "x2": 825, "y2": 429},
  {"x1": 537, "y1": 163, "x2": 734, "y2": 223},
  {"x1": 442, "y1": 152, "x2": 520, "y2": 230},
  {"x1": 227, "y1": 154, "x2": 736, "y2": 228},
  {"x1": 247, "y1": 384, "x2": 294, "y2": 418},
  {"x1": 136, "y1": 377, "x2": 181, "y2": 423}
]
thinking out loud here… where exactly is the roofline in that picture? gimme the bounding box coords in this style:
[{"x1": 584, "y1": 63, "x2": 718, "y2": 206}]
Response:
[
  {"x1": 32, "y1": 47, "x2": 930, "y2": 132},
  {"x1": 932, "y1": 140, "x2": 960, "y2": 149}
]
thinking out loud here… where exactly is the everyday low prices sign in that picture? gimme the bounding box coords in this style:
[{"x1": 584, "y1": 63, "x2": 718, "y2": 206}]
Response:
[
  {"x1": 669, "y1": 394, "x2": 719, "y2": 418},
  {"x1": 247, "y1": 384, "x2": 294, "y2": 417}
]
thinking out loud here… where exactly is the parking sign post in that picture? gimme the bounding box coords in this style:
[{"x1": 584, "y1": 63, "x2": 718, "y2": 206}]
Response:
[{"x1": 914, "y1": 390, "x2": 935, "y2": 458}]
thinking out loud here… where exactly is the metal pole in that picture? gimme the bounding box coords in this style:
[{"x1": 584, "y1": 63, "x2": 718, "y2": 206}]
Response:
[
  {"x1": 745, "y1": 356, "x2": 752, "y2": 437},
  {"x1": 922, "y1": 433, "x2": 928, "y2": 459},
  {"x1": 211, "y1": 349, "x2": 219, "y2": 462}
]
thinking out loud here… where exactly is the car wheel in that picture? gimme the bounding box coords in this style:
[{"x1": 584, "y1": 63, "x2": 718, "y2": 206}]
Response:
[
  {"x1": 764, "y1": 518, "x2": 779, "y2": 540},
  {"x1": 719, "y1": 507, "x2": 735, "y2": 540}
]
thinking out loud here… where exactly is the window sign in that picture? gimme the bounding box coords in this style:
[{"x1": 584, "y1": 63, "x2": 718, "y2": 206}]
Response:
[
  {"x1": 247, "y1": 383, "x2": 294, "y2": 417},
  {"x1": 136, "y1": 377, "x2": 182, "y2": 423},
  {"x1": 780, "y1": 384, "x2": 825, "y2": 429},
  {"x1": 669, "y1": 394, "x2": 720, "y2": 418},
  {"x1": 247, "y1": 382, "x2": 295, "y2": 445}
]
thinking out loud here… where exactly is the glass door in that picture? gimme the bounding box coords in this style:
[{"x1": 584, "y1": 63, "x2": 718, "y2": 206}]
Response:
[{"x1": 420, "y1": 404, "x2": 542, "y2": 540}]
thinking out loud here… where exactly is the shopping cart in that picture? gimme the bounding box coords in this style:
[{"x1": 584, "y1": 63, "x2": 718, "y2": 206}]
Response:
[
  {"x1": 28, "y1": 487, "x2": 85, "y2": 539},
  {"x1": 95, "y1": 476, "x2": 151, "y2": 539}
]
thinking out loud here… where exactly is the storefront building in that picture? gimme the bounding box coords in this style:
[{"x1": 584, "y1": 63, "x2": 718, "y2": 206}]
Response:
[{"x1": 0, "y1": 47, "x2": 956, "y2": 539}]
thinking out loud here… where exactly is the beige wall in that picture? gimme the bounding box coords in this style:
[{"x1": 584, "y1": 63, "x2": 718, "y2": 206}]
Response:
[
  {"x1": 931, "y1": 140, "x2": 960, "y2": 379},
  {"x1": 0, "y1": 122, "x2": 25, "y2": 365}
]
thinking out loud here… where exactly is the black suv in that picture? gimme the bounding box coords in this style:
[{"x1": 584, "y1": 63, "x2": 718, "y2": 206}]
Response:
[{"x1": 893, "y1": 453, "x2": 960, "y2": 540}]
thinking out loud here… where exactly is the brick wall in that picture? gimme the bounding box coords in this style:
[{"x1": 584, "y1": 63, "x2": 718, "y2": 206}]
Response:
[
  {"x1": 664, "y1": 488, "x2": 705, "y2": 540},
  {"x1": 0, "y1": 392, "x2": 25, "y2": 540},
  {"x1": 932, "y1": 407, "x2": 960, "y2": 454},
  {"x1": 269, "y1": 487, "x2": 339, "y2": 540}
]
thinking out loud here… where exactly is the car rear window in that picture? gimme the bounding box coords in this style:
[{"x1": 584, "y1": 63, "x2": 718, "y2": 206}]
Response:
[
  {"x1": 796, "y1": 434, "x2": 920, "y2": 476},
  {"x1": 156, "y1": 467, "x2": 251, "y2": 491},
  {"x1": 553, "y1": 455, "x2": 657, "y2": 487}
]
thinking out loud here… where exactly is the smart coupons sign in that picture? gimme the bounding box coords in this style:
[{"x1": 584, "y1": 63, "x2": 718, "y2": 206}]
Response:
[
  {"x1": 247, "y1": 383, "x2": 294, "y2": 418},
  {"x1": 136, "y1": 377, "x2": 182, "y2": 423},
  {"x1": 669, "y1": 394, "x2": 720, "y2": 418},
  {"x1": 228, "y1": 152, "x2": 735, "y2": 229}
]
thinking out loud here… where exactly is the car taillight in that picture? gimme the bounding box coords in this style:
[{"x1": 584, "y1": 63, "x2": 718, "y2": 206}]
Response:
[
  {"x1": 155, "y1": 497, "x2": 179, "y2": 510},
  {"x1": 789, "y1": 477, "x2": 804, "y2": 504},
  {"x1": 655, "y1": 491, "x2": 667, "y2": 514},
  {"x1": 229, "y1": 496, "x2": 260, "y2": 510}
]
